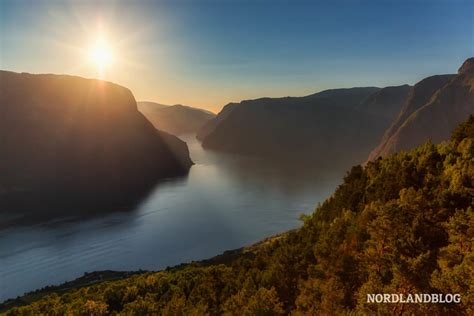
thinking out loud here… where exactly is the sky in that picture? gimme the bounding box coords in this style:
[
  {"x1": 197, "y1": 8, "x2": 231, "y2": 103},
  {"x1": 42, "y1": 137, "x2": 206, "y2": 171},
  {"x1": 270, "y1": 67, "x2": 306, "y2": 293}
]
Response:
[{"x1": 1, "y1": 0, "x2": 473, "y2": 113}]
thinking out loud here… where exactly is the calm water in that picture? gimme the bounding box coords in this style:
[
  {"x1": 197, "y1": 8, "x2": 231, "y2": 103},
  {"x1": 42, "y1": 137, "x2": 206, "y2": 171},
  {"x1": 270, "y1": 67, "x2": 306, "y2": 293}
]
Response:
[{"x1": 0, "y1": 135, "x2": 343, "y2": 302}]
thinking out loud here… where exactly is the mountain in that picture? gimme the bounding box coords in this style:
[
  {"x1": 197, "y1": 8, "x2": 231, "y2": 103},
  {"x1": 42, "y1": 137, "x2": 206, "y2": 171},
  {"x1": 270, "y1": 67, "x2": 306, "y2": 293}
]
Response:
[
  {"x1": 355, "y1": 84, "x2": 412, "y2": 120},
  {"x1": 137, "y1": 101, "x2": 215, "y2": 135},
  {"x1": 368, "y1": 58, "x2": 474, "y2": 160},
  {"x1": 4, "y1": 116, "x2": 473, "y2": 315},
  {"x1": 196, "y1": 102, "x2": 239, "y2": 141},
  {"x1": 198, "y1": 86, "x2": 410, "y2": 168},
  {"x1": 0, "y1": 71, "x2": 193, "y2": 213},
  {"x1": 137, "y1": 101, "x2": 169, "y2": 110}
]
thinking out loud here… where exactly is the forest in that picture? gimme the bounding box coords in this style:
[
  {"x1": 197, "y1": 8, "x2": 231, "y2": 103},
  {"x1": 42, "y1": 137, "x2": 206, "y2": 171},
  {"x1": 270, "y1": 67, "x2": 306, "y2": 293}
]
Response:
[{"x1": 3, "y1": 116, "x2": 473, "y2": 315}]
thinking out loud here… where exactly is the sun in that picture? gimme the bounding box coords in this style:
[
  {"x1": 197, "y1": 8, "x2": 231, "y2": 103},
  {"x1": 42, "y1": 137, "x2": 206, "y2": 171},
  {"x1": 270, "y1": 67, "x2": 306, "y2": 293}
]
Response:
[
  {"x1": 90, "y1": 45, "x2": 113, "y2": 67},
  {"x1": 89, "y1": 40, "x2": 114, "y2": 78}
]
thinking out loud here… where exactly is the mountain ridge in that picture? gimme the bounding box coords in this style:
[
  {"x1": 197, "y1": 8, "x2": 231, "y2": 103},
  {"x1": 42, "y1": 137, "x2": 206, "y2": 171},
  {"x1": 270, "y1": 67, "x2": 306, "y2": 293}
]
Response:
[
  {"x1": 368, "y1": 58, "x2": 474, "y2": 160},
  {"x1": 198, "y1": 86, "x2": 408, "y2": 169}
]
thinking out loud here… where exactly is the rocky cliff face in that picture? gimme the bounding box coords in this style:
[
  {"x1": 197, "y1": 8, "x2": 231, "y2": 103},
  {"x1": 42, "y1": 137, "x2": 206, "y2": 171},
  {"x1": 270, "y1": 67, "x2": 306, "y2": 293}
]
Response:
[
  {"x1": 198, "y1": 86, "x2": 409, "y2": 168},
  {"x1": 368, "y1": 58, "x2": 474, "y2": 160},
  {"x1": 0, "y1": 71, "x2": 193, "y2": 213},
  {"x1": 138, "y1": 102, "x2": 215, "y2": 136}
]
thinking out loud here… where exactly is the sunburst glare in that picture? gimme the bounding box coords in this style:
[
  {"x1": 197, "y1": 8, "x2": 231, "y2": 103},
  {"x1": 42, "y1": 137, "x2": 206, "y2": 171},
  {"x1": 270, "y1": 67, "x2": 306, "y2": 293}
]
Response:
[{"x1": 89, "y1": 38, "x2": 114, "y2": 79}]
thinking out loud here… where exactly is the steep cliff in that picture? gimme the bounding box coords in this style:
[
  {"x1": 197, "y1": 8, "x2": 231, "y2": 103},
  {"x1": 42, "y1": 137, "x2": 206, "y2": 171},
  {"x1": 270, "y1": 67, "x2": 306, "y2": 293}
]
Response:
[{"x1": 0, "y1": 71, "x2": 193, "y2": 212}]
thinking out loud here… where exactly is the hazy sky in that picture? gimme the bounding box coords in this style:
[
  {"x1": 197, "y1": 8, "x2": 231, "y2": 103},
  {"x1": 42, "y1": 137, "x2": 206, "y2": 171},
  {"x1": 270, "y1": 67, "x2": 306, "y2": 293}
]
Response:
[{"x1": 1, "y1": 0, "x2": 473, "y2": 112}]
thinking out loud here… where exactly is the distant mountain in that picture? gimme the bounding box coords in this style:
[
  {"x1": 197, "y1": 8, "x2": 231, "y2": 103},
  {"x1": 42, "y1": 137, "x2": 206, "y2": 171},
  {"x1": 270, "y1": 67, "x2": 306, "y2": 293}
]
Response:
[
  {"x1": 368, "y1": 58, "x2": 474, "y2": 160},
  {"x1": 198, "y1": 86, "x2": 410, "y2": 168},
  {"x1": 138, "y1": 101, "x2": 215, "y2": 135},
  {"x1": 137, "y1": 101, "x2": 170, "y2": 111},
  {"x1": 0, "y1": 71, "x2": 192, "y2": 213}
]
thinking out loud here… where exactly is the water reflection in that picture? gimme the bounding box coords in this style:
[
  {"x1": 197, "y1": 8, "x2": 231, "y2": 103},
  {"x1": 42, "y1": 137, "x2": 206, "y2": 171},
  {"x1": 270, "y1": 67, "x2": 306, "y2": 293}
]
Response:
[{"x1": 0, "y1": 134, "x2": 343, "y2": 302}]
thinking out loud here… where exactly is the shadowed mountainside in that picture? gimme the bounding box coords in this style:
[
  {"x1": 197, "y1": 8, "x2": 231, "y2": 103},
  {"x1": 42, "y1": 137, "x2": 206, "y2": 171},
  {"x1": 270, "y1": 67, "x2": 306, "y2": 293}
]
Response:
[
  {"x1": 0, "y1": 71, "x2": 192, "y2": 214},
  {"x1": 198, "y1": 86, "x2": 410, "y2": 169},
  {"x1": 368, "y1": 58, "x2": 474, "y2": 160},
  {"x1": 138, "y1": 101, "x2": 215, "y2": 135}
]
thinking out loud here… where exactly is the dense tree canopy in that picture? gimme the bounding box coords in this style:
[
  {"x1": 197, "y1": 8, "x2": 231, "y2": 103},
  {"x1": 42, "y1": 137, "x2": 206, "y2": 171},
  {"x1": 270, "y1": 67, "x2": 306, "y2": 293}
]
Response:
[{"x1": 3, "y1": 117, "x2": 473, "y2": 315}]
